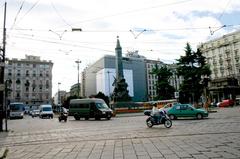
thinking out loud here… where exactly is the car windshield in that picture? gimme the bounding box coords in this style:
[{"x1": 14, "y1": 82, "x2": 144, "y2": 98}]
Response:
[
  {"x1": 42, "y1": 107, "x2": 52, "y2": 111},
  {"x1": 96, "y1": 103, "x2": 109, "y2": 109}
]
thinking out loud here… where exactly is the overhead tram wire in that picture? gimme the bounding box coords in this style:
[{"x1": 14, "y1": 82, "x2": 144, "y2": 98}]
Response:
[
  {"x1": 8, "y1": 24, "x2": 240, "y2": 46},
  {"x1": 209, "y1": 0, "x2": 232, "y2": 35},
  {"x1": 9, "y1": 24, "x2": 240, "y2": 33},
  {"x1": 14, "y1": 0, "x2": 41, "y2": 26},
  {"x1": 11, "y1": 35, "x2": 115, "y2": 53},
  {"x1": 50, "y1": 2, "x2": 72, "y2": 28},
  {"x1": 10, "y1": 0, "x2": 25, "y2": 30}
]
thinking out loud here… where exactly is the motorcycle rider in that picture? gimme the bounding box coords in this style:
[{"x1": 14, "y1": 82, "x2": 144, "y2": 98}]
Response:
[{"x1": 151, "y1": 103, "x2": 160, "y2": 124}]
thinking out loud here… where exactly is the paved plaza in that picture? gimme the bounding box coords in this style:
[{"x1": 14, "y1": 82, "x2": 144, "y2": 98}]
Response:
[{"x1": 0, "y1": 106, "x2": 240, "y2": 159}]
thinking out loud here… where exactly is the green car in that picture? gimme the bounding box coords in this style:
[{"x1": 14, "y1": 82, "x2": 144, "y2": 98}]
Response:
[{"x1": 167, "y1": 104, "x2": 208, "y2": 120}]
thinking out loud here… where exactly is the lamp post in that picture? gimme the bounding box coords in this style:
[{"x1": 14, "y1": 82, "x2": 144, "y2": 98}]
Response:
[
  {"x1": 0, "y1": 2, "x2": 6, "y2": 132},
  {"x1": 75, "y1": 60, "x2": 81, "y2": 98},
  {"x1": 58, "y1": 82, "x2": 61, "y2": 112}
]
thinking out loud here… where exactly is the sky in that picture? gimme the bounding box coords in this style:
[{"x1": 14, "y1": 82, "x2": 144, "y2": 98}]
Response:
[{"x1": 0, "y1": 0, "x2": 240, "y2": 96}]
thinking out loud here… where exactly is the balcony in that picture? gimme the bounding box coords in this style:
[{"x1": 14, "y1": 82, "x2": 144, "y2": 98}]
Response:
[
  {"x1": 225, "y1": 49, "x2": 230, "y2": 54},
  {"x1": 226, "y1": 56, "x2": 231, "y2": 61},
  {"x1": 227, "y1": 65, "x2": 232, "y2": 70},
  {"x1": 219, "y1": 59, "x2": 223, "y2": 64}
]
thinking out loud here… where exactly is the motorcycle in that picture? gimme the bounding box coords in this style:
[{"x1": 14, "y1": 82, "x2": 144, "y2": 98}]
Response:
[
  {"x1": 144, "y1": 110, "x2": 172, "y2": 128},
  {"x1": 58, "y1": 107, "x2": 68, "y2": 122}
]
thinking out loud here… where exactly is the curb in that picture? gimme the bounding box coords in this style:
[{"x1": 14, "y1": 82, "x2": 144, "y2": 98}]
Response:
[
  {"x1": 0, "y1": 147, "x2": 8, "y2": 159},
  {"x1": 115, "y1": 112, "x2": 144, "y2": 118}
]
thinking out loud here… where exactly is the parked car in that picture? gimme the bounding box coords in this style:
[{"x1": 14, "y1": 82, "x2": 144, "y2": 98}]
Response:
[
  {"x1": 218, "y1": 99, "x2": 234, "y2": 107},
  {"x1": 167, "y1": 104, "x2": 208, "y2": 120},
  {"x1": 236, "y1": 98, "x2": 240, "y2": 105},
  {"x1": 31, "y1": 109, "x2": 40, "y2": 117},
  {"x1": 144, "y1": 102, "x2": 177, "y2": 116}
]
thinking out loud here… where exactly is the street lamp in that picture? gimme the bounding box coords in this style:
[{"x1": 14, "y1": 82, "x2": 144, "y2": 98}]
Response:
[
  {"x1": 75, "y1": 60, "x2": 81, "y2": 97},
  {"x1": 58, "y1": 82, "x2": 61, "y2": 112}
]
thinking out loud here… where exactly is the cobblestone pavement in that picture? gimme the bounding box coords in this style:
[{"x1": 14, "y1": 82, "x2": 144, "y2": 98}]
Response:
[{"x1": 0, "y1": 107, "x2": 240, "y2": 159}]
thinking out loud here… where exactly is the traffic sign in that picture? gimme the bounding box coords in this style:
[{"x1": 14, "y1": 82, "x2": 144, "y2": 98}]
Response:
[{"x1": 174, "y1": 92, "x2": 179, "y2": 98}]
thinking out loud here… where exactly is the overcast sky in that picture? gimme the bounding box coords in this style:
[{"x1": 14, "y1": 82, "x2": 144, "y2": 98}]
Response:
[{"x1": 1, "y1": 0, "x2": 240, "y2": 95}]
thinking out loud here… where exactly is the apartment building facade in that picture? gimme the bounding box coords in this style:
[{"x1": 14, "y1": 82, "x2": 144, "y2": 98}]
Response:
[
  {"x1": 145, "y1": 59, "x2": 164, "y2": 101},
  {"x1": 4, "y1": 55, "x2": 53, "y2": 106},
  {"x1": 199, "y1": 30, "x2": 240, "y2": 102}
]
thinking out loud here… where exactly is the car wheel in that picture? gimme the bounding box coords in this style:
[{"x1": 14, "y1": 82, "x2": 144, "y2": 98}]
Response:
[
  {"x1": 95, "y1": 116, "x2": 100, "y2": 120},
  {"x1": 169, "y1": 114, "x2": 176, "y2": 120},
  {"x1": 74, "y1": 115, "x2": 80, "y2": 120},
  {"x1": 196, "y1": 113, "x2": 203, "y2": 120}
]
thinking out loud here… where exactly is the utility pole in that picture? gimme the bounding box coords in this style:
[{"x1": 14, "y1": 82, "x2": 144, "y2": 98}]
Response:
[
  {"x1": 0, "y1": 2, "x2": 7, "y2": 131},
  {"x1": 75, "y1": 60, "x2": 81, "y2": 98}
]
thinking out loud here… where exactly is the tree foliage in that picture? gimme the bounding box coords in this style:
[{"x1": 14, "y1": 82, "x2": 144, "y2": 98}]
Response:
[
  {"x1": 62, "y1": 95, "x2": 80, "y2": 109},
  {"x1": 151, "y1": 65, "x2": 175, "y2": 100},
  {"x1": 176, "y1": 43, "x2": 211, "y2": 104},
  {"x1": 90, "y1": 92, "x2": 110, "y2": 106}
]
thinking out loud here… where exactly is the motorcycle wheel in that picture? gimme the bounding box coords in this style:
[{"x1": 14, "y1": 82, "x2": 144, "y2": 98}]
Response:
[
  {"x1": 146, "y1": 119, "x2": 153, "y2": 128},
  {"x1": 164, "y1": 119, "x2": 172, "y2": 128}
]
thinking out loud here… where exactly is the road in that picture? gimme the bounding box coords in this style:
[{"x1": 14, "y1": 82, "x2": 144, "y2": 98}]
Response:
[{"x1": 0, "y1": 107, "x2": 240, "y2": 159}]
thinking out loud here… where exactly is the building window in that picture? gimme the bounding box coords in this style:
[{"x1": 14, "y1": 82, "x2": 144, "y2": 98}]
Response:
[
  {"x1": 16, "y1": 79, "x2": 21, "y2": 85},
  {"x1": 33, "y1": 70, "x2": 36, "y2": 77},
  {"x1": 25, "y1": 80, "x2": 30, "y2": 87},
  {"x1": 26, "y1": 70, "x2": 29, "y2": 76},
  {"x1": 17, "y1": 70, "x2": 21, "y2": 76},
  {"x1": 46, "y1": 71, "x2": 49, "y2": 77},
  {"x1": 8, "y1": 70, "x2": 12, "y2": 76},
  {"x1": 16, "y1": 92, "x2": 20, "y2": 97},
  {"x1": 46, "y1": 80, "x2": 49, "y2": 89},
  {"x1": 33, "y1": 64, "x2": 36, "y2": 68},
  {"x1": 40, "y1": 71, "x2": 43, "y2": 77}
]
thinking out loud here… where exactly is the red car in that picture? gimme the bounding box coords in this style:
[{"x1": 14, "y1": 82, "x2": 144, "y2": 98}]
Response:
[{"x1": 218, "y1": 99, "x2": 234, "y2": 107}]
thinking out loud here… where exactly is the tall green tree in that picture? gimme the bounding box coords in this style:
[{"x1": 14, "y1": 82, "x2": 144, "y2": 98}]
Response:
[
  {"x1": 151, "y1": 65, "x2": 175, "y2": 100},
  {"x1": 176, "y1": 43, "x2": 211, "y2": 104},
  {"x1": 90, "y1": 92, "x2": 110, "y2": 106}
]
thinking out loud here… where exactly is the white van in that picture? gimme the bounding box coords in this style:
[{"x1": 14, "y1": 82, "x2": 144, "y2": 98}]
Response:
[
  {"x1": 9, "y1": 103, "x2": 25, "y2": 119},
  {"x1": 39, "y1": 104, "x2": 54, "y2": 118}
]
